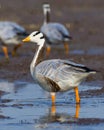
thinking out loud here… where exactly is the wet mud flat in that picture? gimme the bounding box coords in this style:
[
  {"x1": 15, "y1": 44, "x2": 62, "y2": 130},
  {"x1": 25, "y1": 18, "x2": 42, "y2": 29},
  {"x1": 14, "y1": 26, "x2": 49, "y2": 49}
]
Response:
[
  {"x1": 0, "y1": 46, "x2": 104, "y2": 130},
  {"x1": 0, "y1": 80, "x2": 104, "y2": 130},
  {"x1": 0, "y1": 0, "x2": 104, "y2": 130},
  {"x1": 0, "y1": 0, "x2": 104, "y2": 82}
]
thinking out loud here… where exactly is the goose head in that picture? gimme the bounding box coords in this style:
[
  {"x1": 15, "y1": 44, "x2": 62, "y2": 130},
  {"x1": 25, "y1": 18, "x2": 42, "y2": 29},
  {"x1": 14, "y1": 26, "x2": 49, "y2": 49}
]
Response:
[
  {"x1": 22, "y1": 31, "x2": 45, "y2": 46},
  {"x1": 43, "y1": 3, "x2": 51, "y2": 15},
  {"x1": 43, "y1": 3, "x2": 51, "y2": 24}
]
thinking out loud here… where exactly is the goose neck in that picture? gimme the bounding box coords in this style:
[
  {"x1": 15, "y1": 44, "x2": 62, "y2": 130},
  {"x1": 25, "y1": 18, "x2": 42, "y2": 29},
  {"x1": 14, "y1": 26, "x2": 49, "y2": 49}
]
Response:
[
  {"x1": 30, "y1": 43, "x2": 45, "y2": 76},
  {"x1": 44, "y1": 11, "x2": 50, "y2": 24}
]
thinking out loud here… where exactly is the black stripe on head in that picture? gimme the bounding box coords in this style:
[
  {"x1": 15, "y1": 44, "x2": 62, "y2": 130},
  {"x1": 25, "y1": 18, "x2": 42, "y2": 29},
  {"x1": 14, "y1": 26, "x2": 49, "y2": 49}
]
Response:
[
  {"x1": 40, "y1": 35, "x2": 44, "y2": 39},
  {"x1": 33, "y1": 31, "x2": 40, "y2": 36}
]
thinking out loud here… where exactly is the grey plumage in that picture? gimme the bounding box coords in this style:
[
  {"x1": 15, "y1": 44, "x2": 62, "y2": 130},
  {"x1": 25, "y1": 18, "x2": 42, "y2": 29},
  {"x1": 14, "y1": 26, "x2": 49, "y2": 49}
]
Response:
[
  {"x1": 0, "y1": 21, "x2": 28, "y2": 45},
  {"x1": 34, "y1": 59, "x2": 96, "y2": 92},
  {"x1": 40, "y1": 4, "x2": 72, "y2": 46},
  {"x1": 41, "y1": 23, "x2": 71, "y2": 45},
  {"x1": 0, "y1": 21, "x2": 28, "y2": 59}
]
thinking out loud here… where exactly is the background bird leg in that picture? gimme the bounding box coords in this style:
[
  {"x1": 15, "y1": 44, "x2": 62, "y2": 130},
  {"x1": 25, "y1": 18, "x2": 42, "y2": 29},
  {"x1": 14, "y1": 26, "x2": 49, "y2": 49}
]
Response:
[
  {"x1": 2, "y1": 45, "x2": 9, "y2": 59},
  {"x1": 12, "y1": 43, "x2": 22, "y2": 56},
  {"x1": 64, "y1": 42, "x2": 69, "y2": 55},
  {"x1": 46, "y1": 45, "x2": 51, "y2": 56}
]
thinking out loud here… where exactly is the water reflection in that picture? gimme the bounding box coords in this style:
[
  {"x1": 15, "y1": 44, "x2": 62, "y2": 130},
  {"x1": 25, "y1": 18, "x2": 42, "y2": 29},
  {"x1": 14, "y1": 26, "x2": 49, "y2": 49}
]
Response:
[
  {"x1": 35, "y1": 104, "x2": 80, "y2": 128},
  {"x1": 0, "y1": 81, "x2": 15, "y2": 93},
  {"x1": 0, "y1": 80, "x2": 28, "y2": 94}
]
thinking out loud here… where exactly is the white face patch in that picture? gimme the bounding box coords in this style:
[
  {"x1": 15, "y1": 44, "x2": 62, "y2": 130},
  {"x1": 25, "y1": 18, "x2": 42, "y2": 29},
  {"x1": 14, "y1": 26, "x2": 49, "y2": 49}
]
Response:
[
  {"x1": 43, "y1": 4, "x2": 51, "y2": 14},
  {"x1": 29, "y1": 31, "x2": 45, "y2": 46},
  {"x1": 43, "y1": 4, "x2": 50, "y2": 8}
]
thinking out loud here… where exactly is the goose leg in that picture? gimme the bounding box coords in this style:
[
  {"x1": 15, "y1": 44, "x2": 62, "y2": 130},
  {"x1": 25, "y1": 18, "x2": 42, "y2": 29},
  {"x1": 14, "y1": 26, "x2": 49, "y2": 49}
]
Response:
[
  {"x1": 51, "y1": 104, "x2": 56, "y2": 116},
  {"x1": 12, "y1": 43, "x2": 22, "y2": 56},
  {"x1": 75, "y1": 104, "x2": 80, "y2": 118},
  {"x1": 2, "y1": 45, "x2": 9, "y2": 60},
  {"x1": 74, "y1": 87, "x2": 80, "y2": 104},
  {"x1": 46, "y1": 45, "x2": 51, "y2": 56},
  {"x1": 64, "y1": 42, "x2": 69, "y2": 55},
  {"x1": 51, "y1": 92, "x2": 56, "y2": 105}
]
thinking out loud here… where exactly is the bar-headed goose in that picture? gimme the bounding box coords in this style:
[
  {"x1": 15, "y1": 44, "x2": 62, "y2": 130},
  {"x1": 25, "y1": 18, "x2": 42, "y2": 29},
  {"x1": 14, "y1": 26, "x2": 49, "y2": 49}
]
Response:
[
  {"x1": 23, "y1": 31, "x2": 96, "y2": 104},
  {"x1": 40, "y1": 4, "x2": 72, "y2": 56},
  {"x1": 0, "y1": 21, "x2": 28, "y2": 59}
]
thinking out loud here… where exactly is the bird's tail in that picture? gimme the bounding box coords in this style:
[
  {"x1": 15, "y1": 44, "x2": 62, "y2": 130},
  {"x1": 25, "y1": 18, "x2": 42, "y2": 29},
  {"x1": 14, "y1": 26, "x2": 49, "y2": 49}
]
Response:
[
  {"x1": 64, "y1": 35, "x2": 72, "y2": 41},
  {"x1": 89, "y1": 69, "x2": 98, "y2": 74},
  {"x1": 17, "y1": 32, "x2": 29, "y2": 36}
]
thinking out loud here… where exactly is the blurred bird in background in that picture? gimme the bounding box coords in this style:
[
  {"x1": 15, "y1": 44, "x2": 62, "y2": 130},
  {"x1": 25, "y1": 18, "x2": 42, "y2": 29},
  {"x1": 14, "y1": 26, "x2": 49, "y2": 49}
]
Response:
[
  {"x1": 40, "y1": 3, "x2": 72, "y2": 56},
  {"x1": 0, "y1": 21, "x2": 28, "y2": 60}
]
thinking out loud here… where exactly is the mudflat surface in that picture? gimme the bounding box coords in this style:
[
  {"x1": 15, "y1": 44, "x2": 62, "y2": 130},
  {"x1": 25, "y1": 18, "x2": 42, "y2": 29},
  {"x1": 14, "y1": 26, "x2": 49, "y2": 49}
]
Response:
[
  {"x1": 0, "y1": 0, "x2": 104, "y2": 130},
  {"x1": 0, "y1": 0, "x2": 103, "y2": 82}
]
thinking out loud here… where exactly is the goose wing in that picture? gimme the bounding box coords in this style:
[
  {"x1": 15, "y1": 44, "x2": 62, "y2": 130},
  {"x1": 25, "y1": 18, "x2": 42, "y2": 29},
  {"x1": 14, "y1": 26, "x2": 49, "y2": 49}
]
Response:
[
  {"x1": 36, "y1": 59, "x2": 91, "y2": 82},
  {"x1": 9, "y1": 22, "x2": 28, "y2": 36},
  {"x1": 54, "y1": 60, "x2": 94, "y2": 81},
  {"x1": 36, "y1": 59, "x2": 95, "y2": 91},
  {"x1": 52, "y1": 23, "x2": 70, "y2": 36},
  {"x1": 0, "y1": 21, "x2": 27, "y2": 41},
  {"x1": 41, "y1": 23, "x2": 66, "y2": 44}
]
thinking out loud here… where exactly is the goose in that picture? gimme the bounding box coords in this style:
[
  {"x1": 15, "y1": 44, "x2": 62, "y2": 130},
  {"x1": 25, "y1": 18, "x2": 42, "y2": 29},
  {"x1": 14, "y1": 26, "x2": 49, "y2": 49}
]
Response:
[
  {"x1": 22, "y1": 31, "x2": 96, "y2": 104},
  {"x1": 0, "y1": 21, "x2": 28, "y2": 59},
  {"x1": 40, "y1": 3, "x2": 72, "y2": 56}
]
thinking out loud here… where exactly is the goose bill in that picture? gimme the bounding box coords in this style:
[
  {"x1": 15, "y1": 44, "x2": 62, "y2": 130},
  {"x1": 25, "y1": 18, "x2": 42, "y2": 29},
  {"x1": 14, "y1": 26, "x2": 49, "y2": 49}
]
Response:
[{"x1": 22, "y1": 36, "x2": 30, "y2": 42}]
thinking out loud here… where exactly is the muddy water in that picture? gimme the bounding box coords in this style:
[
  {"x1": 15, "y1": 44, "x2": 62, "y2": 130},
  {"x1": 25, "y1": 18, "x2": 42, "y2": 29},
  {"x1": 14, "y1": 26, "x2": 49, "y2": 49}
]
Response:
[{"x1": 0, "y1": 80, "x2": 104, "y2": 130}]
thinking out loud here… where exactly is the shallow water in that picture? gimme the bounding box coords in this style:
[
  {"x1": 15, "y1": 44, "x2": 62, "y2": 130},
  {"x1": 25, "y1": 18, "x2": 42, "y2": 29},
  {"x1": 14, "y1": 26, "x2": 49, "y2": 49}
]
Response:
[
  {"x1": 70, "y1": 47, "x2": 104, "y2": 55},
  {"x1": 0, "y1": 80, "x2": 104, "y2": 130}
]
